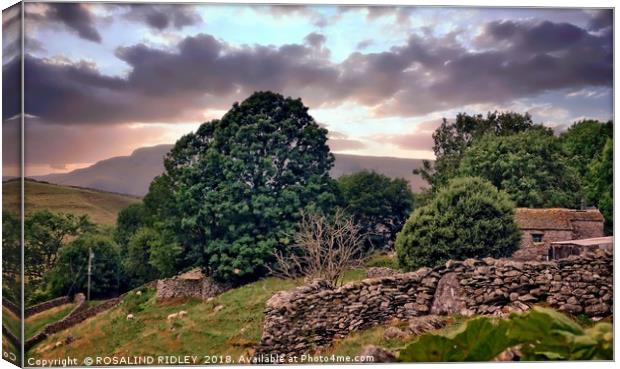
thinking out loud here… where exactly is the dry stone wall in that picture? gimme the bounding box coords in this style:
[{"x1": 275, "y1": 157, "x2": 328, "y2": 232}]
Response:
[
  {"x1": 257, "y1": 251, "x2": 612, "y2": 357},
  {"x1": 24, "y1": 293, "x2": 126, "y2": 350},
  {"x1": 25, "y1": 296, "x2": 71, "y2": 318}
]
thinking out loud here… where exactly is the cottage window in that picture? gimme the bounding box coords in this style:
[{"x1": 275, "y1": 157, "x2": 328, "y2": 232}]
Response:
[{"x1": 532, "y1": 233, "x2": 544, "y2": 243}]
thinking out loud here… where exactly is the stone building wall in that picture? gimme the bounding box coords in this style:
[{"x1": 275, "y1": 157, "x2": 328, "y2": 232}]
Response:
[
  {"x1": 514, "y1": 230, "x2": 573, "y2": 261},
  {"x1": 257, "y1": 251, "x2": 612, "y2": 357},
  {"x1": 156, "y1": 274, "x2": 230, "y2": 301},
  {"x1": 571, "y1": 220, "x2": 605, "y2": 239}
]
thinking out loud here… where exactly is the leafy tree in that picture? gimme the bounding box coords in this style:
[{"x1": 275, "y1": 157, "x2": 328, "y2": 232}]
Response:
[
  {"x1": 123, "y1": 227, "x2": 182, "y2": 288},
  {"x1": 337, "y1": 171, "x2": 413, "y2": 250},
  {"x1": 560, "y1": 119, "x2": 612, "y2": 178},
  {"x1": 396, "y1": 177, "x2": 520, "y2": 270},
  {"x1": 2, "y1": 211, "x2": 21, "y2": 303},
  {"x1": 115, "y1": 203, "x2": 146, "y2": 253},
  {"x1": 585, "y1": 138, "x2": 613, "y2": 234},
  {"x1": 157, "y1": 91, "x2": 338, "y2": 283},
  {"x1": 459, "y1": 131, "x2": 582, "y2": 208},
  {"x1": 415, "y1": 112, "x2": 546, "y2": 190},
  {"x1": 48, "y1": 234, "x2": 122, "y2": 298},
  {"x1": 25, "y1": 210, "x2": 94, "y2": 280}
]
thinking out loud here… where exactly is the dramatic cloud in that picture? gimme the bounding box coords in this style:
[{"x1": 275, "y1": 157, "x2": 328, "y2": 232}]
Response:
[
  {"x1": 45, "y1": 3, "x2": 102, "y2": 43},
  {"x1": 17, "y1": 16, "x2": 613, "y2": 128},
  {"x1": 123, "y1": 4, "x2": 202, "y2": 30},
  {"x1": 17, "y1": 34, "x2": 338, "y2": 124},
  {"x1": 588, "y1": 10, "x2": 613, "y2": 31}
]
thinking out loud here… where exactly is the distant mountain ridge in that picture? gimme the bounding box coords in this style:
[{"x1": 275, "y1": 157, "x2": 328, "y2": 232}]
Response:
[{"x1": 36, "y1": 145, "x2": 428, "y2": 196}]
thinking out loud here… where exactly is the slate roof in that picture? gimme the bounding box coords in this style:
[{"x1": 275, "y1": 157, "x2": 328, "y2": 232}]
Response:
[{"x1": 514, "y1": 208, "x2": 604, "y2": 231}]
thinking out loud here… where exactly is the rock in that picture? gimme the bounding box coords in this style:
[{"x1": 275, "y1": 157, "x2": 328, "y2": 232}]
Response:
[
  {"x1": 358, "y1": 345, "x2": 396, "y2": 363},
  {"x1": 383, "y1": 327, "x2": 407, "y2": 339},
  {"x1": 509, "y1": 292, "x2": 520, "y2": 301},
  {"x1": 430, "y1": 273, "x2": 466, "y2": 315},
  {"x1": 126, "y1": 313, "x2": 134, "y2": 320},
  {"x1": 566, "y1": 296, "x2": 578, "y2": 305},
  {"x1": 585, "y1": 303, "x2": 609, "y2": 316},
  {"x1": 560, "y1": 304, "x2": 583, "y2": 314},
  {"x1": 494, "y1": 347, "x2": 521, "y2": 361},
  {"x1": 214, "y1": 305, "x2": 224, "y2": 312},
  {"x1": 367, "y1": 267, "x2": 398, "y2": 278},
  {"x1": 408, "y1": 315, "x2": 447, "y2": 336},
  {"x1": 518, "y1": 294, "x2": 537, "y2": 302}
]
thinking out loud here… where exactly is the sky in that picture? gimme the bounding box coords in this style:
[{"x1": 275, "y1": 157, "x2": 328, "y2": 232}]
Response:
[{"x1": 1, "y1": 3, "x2": 614, "y2": 176}]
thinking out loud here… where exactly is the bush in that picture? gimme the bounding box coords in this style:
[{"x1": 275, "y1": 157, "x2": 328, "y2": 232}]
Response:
[
  {"x1": 337, "y1": 171, "x2": 414, "y2": 250},
  {"x1": 399, "y1": 307, "x2": 612, "y2": 361},
  {"x1": 396, "y1": 177, "x2": 520, "y2": 270}
]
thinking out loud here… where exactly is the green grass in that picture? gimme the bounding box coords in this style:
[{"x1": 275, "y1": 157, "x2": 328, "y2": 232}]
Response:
[
  {"x1": 326, "y1": 315, "x2": 468, "y2": 358},
  {"x1": 364, "y1": 252, "x2": 400, "y2": 270},
  {"x1": 28, "y1": 268, "x2": 372, "y2": 361},
  {"x1": 3, "y1": 179, "x2": 140, "y2": 225},
  {"x1": 28, "y1": 279, "x2": 296, "y2": 360},
  {"x1": 25, "y1": 304, "x2": 75, "y2": 340}
]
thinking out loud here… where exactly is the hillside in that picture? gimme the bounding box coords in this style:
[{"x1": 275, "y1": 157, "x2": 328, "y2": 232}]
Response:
[
  {"x1": 36, "y1": 145, "x2": 428, "y2": 196},
  {"x1": 26, "y1": 268, "x2": 390, "y2": 362},
  {"x1": 2, "y1": 179, "x2": 140, "y2": 225}
]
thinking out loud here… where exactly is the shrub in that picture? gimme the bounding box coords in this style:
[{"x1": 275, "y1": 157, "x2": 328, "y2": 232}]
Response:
[
  {"x1": 399, "y1": 307, "x2": 612, "y2": 361},
  {"x1": 396, "y1": 177, "x2": 520, "y2": 270}
]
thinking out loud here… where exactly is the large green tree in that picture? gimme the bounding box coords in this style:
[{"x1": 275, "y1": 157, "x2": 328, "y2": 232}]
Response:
[
  {"x1": 48, "y1": 234, "x2": 122, "y2": 298},
  {"x1": 585, "y1": 138, "x2": 613, "y2": 234},
  {"x1": 337, "y1": 171, "x2": 413, "y2": 250},
  {"x1": 123, "y1": 227, "x2": 181, "y2": 288},
  {"x1": 414, "y1": 112, "x2": 547, "y2": 191},
  {"x1": 458, "y1": 131, "x2": 582, "y2": 208},
  {"x1": 157, "y1": 91, "x2": 338, "y2": 283},
  {"x1": 396, "y1": 177, "x2": 520, "y2": 270},
  {"x1": 560, "y1": 119, "x2": 613, "y2": 178},
  {"x1": 2, "y1": 211, "x2": 21, "y2": 303},
  {"x1": 25, "y1": 210, "x2": 94, "y2": 280}
]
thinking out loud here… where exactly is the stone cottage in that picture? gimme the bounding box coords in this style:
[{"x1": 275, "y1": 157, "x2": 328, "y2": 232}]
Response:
[{"x1": 512, "y1": 208, "x2": 605, "y2": 261}]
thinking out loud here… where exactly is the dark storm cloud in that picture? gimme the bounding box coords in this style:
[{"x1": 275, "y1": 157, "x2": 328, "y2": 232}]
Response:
[
  {"x1": 45, "y1": 3, "x2": 102, "y2": 43},
  {"x1": 304, "y1": 32, "x2": 326, "y2": 48},
  {"x1": 20, "y1": 18, "x2": 612, "y2": 124},
  {"x1": 19, "y1": 34, "x2": 338, "y2": 124},
  {"x1": 588, "y1": 9, "x2": 613, "y2": 31},
  {"x1": 123, "y1": 4, "x2": 202, "y2": 30}
]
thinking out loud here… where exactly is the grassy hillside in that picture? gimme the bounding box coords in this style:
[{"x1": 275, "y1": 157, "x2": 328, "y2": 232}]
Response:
[
  {"x1": 27, "y1": 268, "x2": 372, "y2": 361},
  {"x1": 25, "y1": 304, "x2": 76, "y2": 340},
  {"x1": 2, "y1": 179, "x2": 140, "y2": 225}
]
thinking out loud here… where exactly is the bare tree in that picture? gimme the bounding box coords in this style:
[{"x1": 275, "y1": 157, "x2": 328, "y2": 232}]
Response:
[{"x1": 270, "y1": 209, "x2": 367, "y2": 286}]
